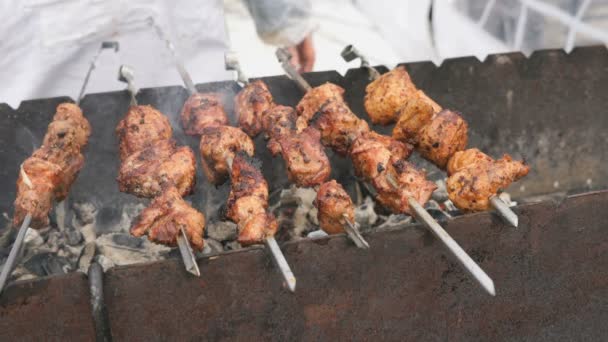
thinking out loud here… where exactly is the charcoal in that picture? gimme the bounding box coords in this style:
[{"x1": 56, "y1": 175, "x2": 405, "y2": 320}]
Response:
[{"x1": 206, "y1": 221, "x2": 238, "y2": 241}]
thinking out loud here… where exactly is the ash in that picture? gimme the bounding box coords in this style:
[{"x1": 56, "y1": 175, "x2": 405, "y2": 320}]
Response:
[{"x1": 0, "y1": 179, "x2": 516, "y2": 283}]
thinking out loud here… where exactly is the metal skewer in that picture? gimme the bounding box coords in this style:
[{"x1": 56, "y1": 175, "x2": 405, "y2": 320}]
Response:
[
  {"x1": 408, "y1": 197, "x2": 496, "y2": 296},
  {"x1": 225, "y1": 51, "x2": 250, "y2": 86},
  {"x1": 341, "y1": 44, "x2": 520, "y2": 228},
  {"x1": 147, "y1": 18, "x2": 197, "y2": 95},
  {"x1": 340, "y1": 45, "x2": 381, "y2": 80},
  {"x1": 342, "y1": 214, "x2": 370, "y2": 249},
  {"x1": 118, "y1": 64, "x2": 200, "y2": 277},
  {"x1": 225, "y1": 157, "x2": 296, "y2": 292},
  {"x1": 0, "y1": 42, "x2": 119, "y2": 295},
  {"x1": 275, "y1": 48, "x2": 311, "y2": 92},
  {"x1": 0, "y1": 214, "x2": 31, "y2": 294}
]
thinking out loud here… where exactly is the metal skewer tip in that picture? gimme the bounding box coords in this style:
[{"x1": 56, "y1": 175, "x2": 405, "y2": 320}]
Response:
[
  {"x1": 177, "y1": 227, "x2": 201, "y2": 277},
  {"x1": 342, "y1": 213, "x2": 370, "y2": 249},
  {"x1": 407, "y1": 197, "x2": 496, "y2": 296},
  {"x1": 264, "y1": 237, "x2": 297, "y2": 293},
  {"x1": 490, "y1": 195, "x2": 518, "y2": 228},
  {"x1": 0, "y1": 213, "x2": 32, "y2": 295},
  {"x1": 225, "y1": 156, "x2": 296, "y2": 292}
]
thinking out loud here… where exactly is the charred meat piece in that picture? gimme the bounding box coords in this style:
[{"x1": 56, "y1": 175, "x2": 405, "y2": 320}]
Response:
[
  {"x1": 349, "y1": 131, "x2": 412, "y2": 180},
  {"x1": 261, "y1": 105, "x2": 297, "y2": 156},
  {"x1": 309, "y1": 99, "x2": 370, "y2": 156},
  {"x1": 118, "y1": 139, "x2": 196, "y2": 198},
  {"x1": 32, "y1": 146, "x2": 84, "y2": 201},
  {"x1": 296, "y1": 83, "x2": 345, "y2": 131},
  {"x1": 446, "y1": 149, "x2": 530, "y2": 212},
  {"x1": 115, "y1": 105, "x2": 172, "y2": 161},
  {"x1": 226, "y1": 153, "x2": 277, "y2": 245},
  {"x1": 278, "y1": 127, "x2": 331, "y2": 188},
  {"x1": 199, "y1": 125, "x2": 255, "y2": 185},
  {"x1": 372, "y1": 159, "x2": 437, "y2": 215},
  {"x1": 235, "y1": 80, "x2": 274, "y2": 137},
  {"x1": 417, "y1": 109, "x2": 468, "y2": 169},
  {"x1": 315, "y1": 180, "x2": 354, "y2": 234},
  {"x1": 13, "y1": 157, "x2": 62, "y2": 229},
  {"x1": 364, "y1": 66, "x2": 418, "y2": 125},
  {"x1": 51, "y1": 103, "x2": 91, "y2": 148},
  {"x1": 131, "y1": 186, "x2": 205, "y2": 250},
  {"x1": 180, "y1": 92, "x2": 229, "y2": 135},
  {"x1": 392, "y1": 90, "x2": 437, "y2": 144}
]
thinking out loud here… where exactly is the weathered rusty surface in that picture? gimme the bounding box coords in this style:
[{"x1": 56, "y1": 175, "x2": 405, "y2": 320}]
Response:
[
  {"x1": 0, "y1": 272, "x2": 95, "y2": 341},
  {"x1": 102, "y1": 190, "x2": 608, "y2": 341}
]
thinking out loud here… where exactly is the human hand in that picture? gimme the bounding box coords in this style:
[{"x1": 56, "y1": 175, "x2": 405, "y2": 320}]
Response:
[{"x1": 286, "y1": 34, "x2": 315, "y2": 73}]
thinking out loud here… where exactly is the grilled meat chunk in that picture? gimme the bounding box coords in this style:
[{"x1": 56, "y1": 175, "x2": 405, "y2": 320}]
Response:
[
  {"x1": 315, "y1": 180, "x2": 354, "y2": 234},
  {"x1": 13, "y1": 157, "x2": 62, "y2": 229},
  {"x1": 278, "y1": 127, "x2": 331, "y2": 188},
  {"x1": 199, "y1": 125, "x2": 255, "y2": 185},
  {"x1": 131, "y1": 186, "x2": 205, "y2": 250},
  {"x1": 52, "y1": 103, "x2": 91, "y2": 148},
  {"x1": 115, "y1": 105, "x2": 172, "y2": 161},
  {"x1": 261, "y1": 105, "x2": 297, "y2": 156},
  {"x1": 309, "y1": 99, "x2": 370, "y2": 156},
  {"x1": 180, "y1": 92, "x2": 229, "y2": 135},
  {"x1": 446, "y1": 149, "x2": 530, "y2": 212},
  {"x1": 417, "y1": 110, "x2": 468, "y2": 169},
  {"x1": 392, "y1": 91, "x2": 437, "y2": 144},
  {"x1": 235, "y1": 80, "x2": 274, "y2": 137},
  {"x1": 364, "y1": 66, "x2": 417, "y2": 125},
  {"x1": 226, "y1": 153, "x2": 278, "y2": 245},
  {"x1": 296, "y1": 83, "x2": 345, "y2": 131},
  {"x1": 32, "y1": 146, "x2": 84, "y2": 201},
  {"x1": 349, "y1": 131, "x2": 412, "y2": 180},
  {"x1": 118, "y1": 139, "x2": 196, "y2": 198},
  {"x1": 372, "y1": 159, "x2": 437, "y2": 215}
]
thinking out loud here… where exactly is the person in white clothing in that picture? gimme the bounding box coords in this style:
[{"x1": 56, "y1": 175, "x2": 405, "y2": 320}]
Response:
[{"x1": 0, "y1": 0, "x2": 315, "y2": 107}]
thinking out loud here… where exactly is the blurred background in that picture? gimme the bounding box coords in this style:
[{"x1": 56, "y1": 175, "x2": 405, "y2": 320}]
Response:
[{"x1": 1, "y1": 0, "x2": 608, "y2": 106}]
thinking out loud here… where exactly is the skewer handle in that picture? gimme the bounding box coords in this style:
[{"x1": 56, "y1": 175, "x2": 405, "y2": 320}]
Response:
[
  {"x1": 340, "y1": 44, "x2": 381, "y2": 80},
  {"x1": 275, "y1": 48, "x2": 312, "y2": 92},
  {"x1": 118, "y1": 65, "x2": 138, "y2": 106},
  {"x1": 225, "y1": 51, "x2": 249, "y2": 85},
  {"x1": 177, "y1": 227, "x2": 201, "y2": 277},
  {"x1": 490, "y1": 195, "x2": 519, "y2": 228},
  {"x1": 264, "y1": 237, "x2": 297, "y2": 293},
  {"x1": 0, "y1": 213, "x2": 32, "y2": 295},
  {"x1": 407, "y1": 197, "x2": 496, "y2": 296}
]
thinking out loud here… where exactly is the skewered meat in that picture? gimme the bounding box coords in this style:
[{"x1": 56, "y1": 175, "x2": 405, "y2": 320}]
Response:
[
  {"x1": 226, "y1": 153, "x2": 278, "y2": 245},
  {"x1": 372, "y1": 159, "x2": 437, "y2": 215},
  {"x1": 446, "y1": 149, "x2": 530, "y2": 211},
  {"x1": 32, "y1": 146, "x2": 84, "y2": 201},
  {"x1": 364, "y1": 66, "x2": 418, "y2": 125},
  {"x1": 296, "y1": 83, "x2": 345, "y2": 131},
  {"x1": 315, "y1": 180, "x2": 354, "y2": 234},
  {"x1": 277, "y1": 127, "x2": 331, "y2": 187},
  {"x1": 235, "y1": 80, "x2": 274, "y2": 137},
  {"x1": 261, "y1": 105, "x2": 297, "y2": 156},
  {"x1": 199, "y1": 125, "x2": 255, "y2": 185},
  {"x1": 418, "y1": 110, "x2": 468, "y2": 169},
  {"x1": 13, "y1": 157, "x2": 62, "y2": 229},
  {"x1": 309, "y1": 99, "x2": 370, "y2": 156},
  {"x1": 118, "y1": 139, "x2": 196, "y2": 198},
  {"x1": 349, "y1": 131, "x2": 412, "y2": 180},
  {"x1": 180, "y1": 92, "x2": 229, "y2": 135},
  {"x1": 392, "y1": 91, "x2": 437, "y2": 144},
  {"x1": 115, "y1": 105, "x2": 172, "y2": 161},
  {"x1": 52, "y1": 103, "x2": 91, "y2": 148},
  {"x1": 131, "y1": 186, "x2": 205, "y2": 250}
]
